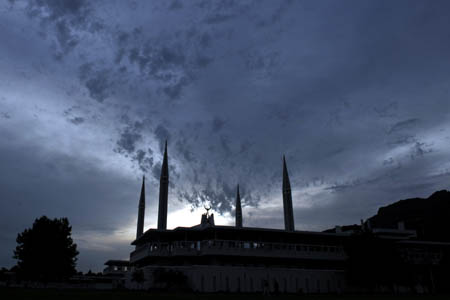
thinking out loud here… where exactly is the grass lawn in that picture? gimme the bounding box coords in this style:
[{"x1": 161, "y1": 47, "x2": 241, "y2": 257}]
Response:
[{"x1": 1, "y1": 288, "x2": 449, "y2": 300}]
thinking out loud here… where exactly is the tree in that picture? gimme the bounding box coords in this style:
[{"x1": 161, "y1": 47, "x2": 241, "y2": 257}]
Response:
[
  {"x1": 0, "y1": 267, "x2": 8, "y2": 282},
  {"x1": 14, "y1": 216, "x2": 79, "y2": 282}
]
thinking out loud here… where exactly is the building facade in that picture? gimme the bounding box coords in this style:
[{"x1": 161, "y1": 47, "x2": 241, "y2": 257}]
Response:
[
  {"x1": 127, "y1": 143, "x2": 350, "y2": 293},
  {"x1": 126, "y1": 142, "x2": 450, "y2": 293}
]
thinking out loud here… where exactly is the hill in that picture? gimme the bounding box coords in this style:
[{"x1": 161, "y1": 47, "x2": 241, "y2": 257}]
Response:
[
  {"x1": 368, "y1": 190, "x2": 450, "y2": 241},
  {"x1": 324, "y1": 190, "x2": 450, "y2": 241}
]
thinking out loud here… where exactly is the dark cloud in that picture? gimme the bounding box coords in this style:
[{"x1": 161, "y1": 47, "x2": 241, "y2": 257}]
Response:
[
  {"x1": 144, "y1": 147, "x2": 180, "y2": 185},
  {"x1": 383, "y1": 157, "x2": 395, "y2": 166},
  {"x1": 21, "y1": 0, "x2": 94, "y2": 60},
  {"x1": 132, "y1": 149, "x2": 154, "y2": 173},
  {"x1": 27, "y1": 0, "x2": 88, "y2": 20},
  {"x1": 387, "y1": 135, "x2": 417, "y2": 146},
  {"x1": 176, "y1": 179, "x2": 237, "y2": 215},
  {"x1": 255, "y1": 0, "x2": 294, "y2": 27},
  {"x1": 154, "y1": 124, "x2": 171, "y2": 153},
  {"x1": 196, "y1": 55, "x2": 213, "y2": 68},
  {"x1": 242, "y1": 49, "x2": 280, "y2": 76},
  {"x1": 388, "y1": 118, "x2": 421, "y2": 134},
  {"x1": 80, "y1": 67, "x2": 114, "y2": 103},
  {"x1": 168, "y1": 0, "x2": 183, "y2": 11},
  {"x1": 410, "y1": 141, "x2": 433, "y2": 160},
  {"x1": 373, "y1": 101, "x2": 398, "y2": 118},
  {"x1": 162, "y1": 78, "x2": 189, "y2": 100},
  {"x1": 115, "y1": 122, "x2": 143, "y2": 155},
  {"x1": 1, "y1": 112, "x2": 11, "y2": 119},
  {"x1": 199, "y1": 32, "x2": 212, "y2": 48},
  {"x1": 114, "y1": 33, "x2": 193, "y2": 100},
  {"x1": 204, "y1": 14, "x2": 234, "y2": 24},
  {"x1": 211, "y1": 117, "x2": 226, "y2": 132},
  {"x1": 219, "y1": 135, "x2": 232, "y2": 156},
  {"x1": 175, "y1": 138, "x2": 195, "y2": 163},
  {"x1": 68, "y1": 116, "x2": 84, "y2": 125},
  {"x1": 2, "y1": 0, "x2": 450, "y2": 272},
  {"x1": 53, "y1": 19, "x2": 79, "y2": 60},
  {"x1": 63, "y1": 106, "x2": 88, "y2": 125}
]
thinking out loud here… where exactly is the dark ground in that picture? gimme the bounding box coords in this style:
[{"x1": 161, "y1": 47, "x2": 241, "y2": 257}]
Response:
[{"x1": 1, "y1": 288, "x2": 449, "y2": 300}]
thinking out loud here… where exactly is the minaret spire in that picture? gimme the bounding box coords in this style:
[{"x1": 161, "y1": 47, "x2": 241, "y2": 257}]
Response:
[
  {"x1": 235, "y1": 184, "x2": 243, "y2": 228},
  {"x1": 282, "y1": 155, "x2": 295, "y2": 231},
  {"x1": 136, "y1": 175, "x2": 145, "y2": 239},
  {"x1": 157, "y1": 140, "x2": 169, "y2": 230}
]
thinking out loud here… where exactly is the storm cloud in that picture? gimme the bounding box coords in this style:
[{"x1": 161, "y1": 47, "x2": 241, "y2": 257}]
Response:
[{"x1": 1, "y1": 0, "x2": 450, "y2": 272}]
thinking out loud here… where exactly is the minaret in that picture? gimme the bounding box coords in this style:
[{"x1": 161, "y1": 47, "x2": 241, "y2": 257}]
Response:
[
  {"x1": 157, "y1": 141, "x2": 169, "y2": 230},
  {"x1": 282, "y1": 155, "x2": 295, "y2": 231},
  {"x1": 235, "y1": 184, "x2": 243, "y2": 228},
  {"x1": 136, "y1": 175, "x2": 145, "y2": 239}
]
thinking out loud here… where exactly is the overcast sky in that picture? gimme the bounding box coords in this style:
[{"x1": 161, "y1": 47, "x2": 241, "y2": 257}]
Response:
[{"x1": 1, "y1": 0, "x2": 450, "y2": 272}]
